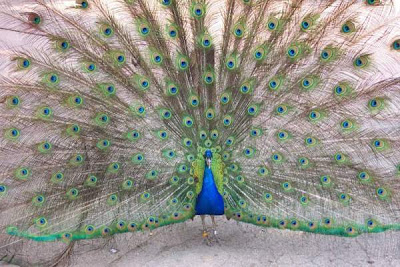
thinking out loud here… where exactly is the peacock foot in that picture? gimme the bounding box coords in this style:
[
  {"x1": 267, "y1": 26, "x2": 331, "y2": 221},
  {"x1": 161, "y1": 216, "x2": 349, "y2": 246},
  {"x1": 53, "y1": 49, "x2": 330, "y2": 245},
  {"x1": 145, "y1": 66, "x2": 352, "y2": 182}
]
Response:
[
  {"x1": 210, "y1": 229, "x2": 221, "y2": 245},
  {"x1": 202, "y1": 230, "x2": 208, "y2": 238},
  {"x1": 200, "y1": 227, "x2": 221, "y2": 246},
  {"x1": 201, "y1": 229, "x2": 212, "y2": 246}
]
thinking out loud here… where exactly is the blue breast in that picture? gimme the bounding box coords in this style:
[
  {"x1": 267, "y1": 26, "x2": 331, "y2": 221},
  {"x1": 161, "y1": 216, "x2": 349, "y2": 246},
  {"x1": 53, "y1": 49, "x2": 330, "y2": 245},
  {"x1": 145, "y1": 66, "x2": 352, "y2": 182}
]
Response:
[{"x1": 195, "y1": 167, "x2": 224, "y2": 215}]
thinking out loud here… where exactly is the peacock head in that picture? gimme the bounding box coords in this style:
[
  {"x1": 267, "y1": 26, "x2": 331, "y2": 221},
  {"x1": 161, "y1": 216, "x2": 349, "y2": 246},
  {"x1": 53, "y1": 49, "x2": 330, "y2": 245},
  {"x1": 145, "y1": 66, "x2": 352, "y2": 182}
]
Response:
[
  {"x1": 204, "y1": 150, "x2": 212, "y2": 167},
  {"x1": 205, "y1": 150, "x2": 213, "y2": 158}
]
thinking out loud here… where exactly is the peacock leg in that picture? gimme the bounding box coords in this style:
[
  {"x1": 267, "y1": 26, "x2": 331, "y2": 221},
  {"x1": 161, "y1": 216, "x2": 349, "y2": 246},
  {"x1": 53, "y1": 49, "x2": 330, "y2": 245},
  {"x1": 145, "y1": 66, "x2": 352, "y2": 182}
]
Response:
[
  {"x1": 211, "y1": 215, "x2": 217, "y2": 235},
  {"x1": 210, "y1": 216, "x2": 221, "y2": 245},
  {"x1": 201, "y1": 215, "x2": 208, "y2": 238}
]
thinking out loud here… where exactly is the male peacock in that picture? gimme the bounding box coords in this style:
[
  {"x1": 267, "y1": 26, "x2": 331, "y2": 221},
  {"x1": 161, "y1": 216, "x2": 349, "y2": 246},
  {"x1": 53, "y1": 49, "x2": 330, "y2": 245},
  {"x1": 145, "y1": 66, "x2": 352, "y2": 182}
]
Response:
[{"x1": 1, "y1": 0, "x2": 400, "y2": 260}]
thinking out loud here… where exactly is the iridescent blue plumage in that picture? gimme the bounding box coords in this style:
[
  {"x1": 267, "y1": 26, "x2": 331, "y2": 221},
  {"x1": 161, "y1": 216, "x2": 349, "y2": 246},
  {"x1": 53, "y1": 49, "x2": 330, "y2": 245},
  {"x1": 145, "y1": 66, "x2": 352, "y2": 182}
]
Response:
[
  {"x1": 195, "y1": 150, "x2": 224, "y2": 215},
  {"x1": 195, "y1": 167, "x2": 224, "y2": 216}
]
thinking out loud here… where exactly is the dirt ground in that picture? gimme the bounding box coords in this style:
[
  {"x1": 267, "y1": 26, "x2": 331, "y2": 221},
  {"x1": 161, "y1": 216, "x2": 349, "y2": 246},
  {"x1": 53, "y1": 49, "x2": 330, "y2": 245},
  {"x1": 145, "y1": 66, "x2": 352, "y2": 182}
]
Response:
[{"x1": 1, "y1": 216, "x2": 400, "y2": 267}]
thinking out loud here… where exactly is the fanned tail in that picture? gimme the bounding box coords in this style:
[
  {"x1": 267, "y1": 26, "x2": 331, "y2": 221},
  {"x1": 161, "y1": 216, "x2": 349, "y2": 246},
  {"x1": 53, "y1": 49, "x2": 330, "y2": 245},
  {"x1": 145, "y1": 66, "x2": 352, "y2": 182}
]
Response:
[{"x1": 0, "y1": 1, "x2": 400, "y2": 262}]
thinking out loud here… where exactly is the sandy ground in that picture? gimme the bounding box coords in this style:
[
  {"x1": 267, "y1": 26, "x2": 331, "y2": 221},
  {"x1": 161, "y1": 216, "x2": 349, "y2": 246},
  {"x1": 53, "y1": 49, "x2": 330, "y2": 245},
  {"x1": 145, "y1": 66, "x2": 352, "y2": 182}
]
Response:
[{"x1": 2, "y1": 216, "x2": 400, "y2": 267}]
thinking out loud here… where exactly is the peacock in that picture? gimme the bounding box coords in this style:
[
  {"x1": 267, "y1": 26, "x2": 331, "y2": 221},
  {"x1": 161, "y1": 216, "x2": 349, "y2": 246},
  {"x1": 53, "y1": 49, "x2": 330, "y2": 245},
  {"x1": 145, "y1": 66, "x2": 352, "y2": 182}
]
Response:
[{"x1": 1, "y1": 0, "x2": 400, "y2": 263}]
